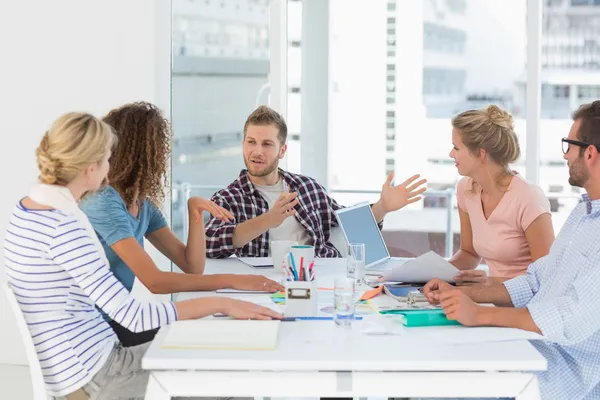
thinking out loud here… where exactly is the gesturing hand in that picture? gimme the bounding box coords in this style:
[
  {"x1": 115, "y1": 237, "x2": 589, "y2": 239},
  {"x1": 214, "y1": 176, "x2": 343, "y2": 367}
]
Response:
[
  {"x1": 188, "y1": 197, "x2": 234, "y2": 223},
  {"x1": 379, "y1": 172, "x2": 427, "y2": 213},
  {"x1": 265, "y1": 192, "x2": 299, "y2": 228}
]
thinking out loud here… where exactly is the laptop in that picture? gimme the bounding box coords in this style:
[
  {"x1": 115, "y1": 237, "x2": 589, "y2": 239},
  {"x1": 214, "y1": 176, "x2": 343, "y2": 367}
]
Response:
[{"x1": 334, "y1": 202, "x2": 411, "y2": 274}]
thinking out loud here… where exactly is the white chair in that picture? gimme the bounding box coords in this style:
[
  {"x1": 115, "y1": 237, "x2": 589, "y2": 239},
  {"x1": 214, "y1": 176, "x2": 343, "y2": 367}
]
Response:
[{"x1": 3, "y1": 282, "x2": 51, "y2": 400}]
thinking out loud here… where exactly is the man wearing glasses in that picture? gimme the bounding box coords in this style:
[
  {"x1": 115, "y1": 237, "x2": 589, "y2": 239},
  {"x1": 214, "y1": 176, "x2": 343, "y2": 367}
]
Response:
[{"x1": 423, "y1": 100, "x2": 600, "y2": 400}]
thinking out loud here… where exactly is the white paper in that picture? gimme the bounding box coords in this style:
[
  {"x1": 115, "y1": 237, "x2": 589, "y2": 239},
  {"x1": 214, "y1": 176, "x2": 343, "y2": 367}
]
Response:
[
  {"x1": 162, "y1": 319, "x2": 280, "y2": 350},
  {"x1": 380, "y1": 251, "x2": 459, "y2": 283},
  {"x1": 424, "y1": 326, "x2": 545, "y2": 345},
  {"x1": 237, "y1": 257, "x2": 274, "y2": 268},
  {"x1": 216, "y1": 288, "x2": 274, "y2": 294},
  {"x1": 359, "y1": 315, "x2": 406, "y2": 335}
]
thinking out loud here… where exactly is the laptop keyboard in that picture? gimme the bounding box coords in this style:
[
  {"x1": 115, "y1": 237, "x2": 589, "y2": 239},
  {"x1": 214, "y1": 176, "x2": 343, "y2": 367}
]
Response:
[{"x1": 366, "y1": 257, "x2": 411, "y2": 272}]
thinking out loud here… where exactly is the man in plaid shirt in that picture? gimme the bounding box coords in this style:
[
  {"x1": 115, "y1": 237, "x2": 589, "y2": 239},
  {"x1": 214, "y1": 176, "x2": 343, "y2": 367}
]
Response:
[{"x1": 205, "y1": 106, "x2": 426, "y2": 259}]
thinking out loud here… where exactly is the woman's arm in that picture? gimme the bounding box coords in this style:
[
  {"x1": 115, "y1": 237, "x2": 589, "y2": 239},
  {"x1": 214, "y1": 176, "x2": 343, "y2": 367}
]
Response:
[
  {"x1": 524, "y1": 213, "x2": 554, "y2": 262},
  {"x1": 51, "y1": 217, "x2": 281, "y2": 332},
  {"x1": 449, "y1": 206, "x2": 481, "y2": 270},
  {"x1": 111, "y1": 238, "x2": 282, "y2": 294},
  {"x1": 147, "y1": 197, "x2": 234, "y2": 274}
]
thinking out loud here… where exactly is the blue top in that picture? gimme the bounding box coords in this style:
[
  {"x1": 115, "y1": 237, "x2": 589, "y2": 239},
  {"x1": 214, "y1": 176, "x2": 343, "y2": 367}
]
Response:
[
  {"x1": 79, "y1": 186, "x2": 168, "y2": 292},
  {"x1": 503, "y1": 194, "x2": 600, "y2": 400}
]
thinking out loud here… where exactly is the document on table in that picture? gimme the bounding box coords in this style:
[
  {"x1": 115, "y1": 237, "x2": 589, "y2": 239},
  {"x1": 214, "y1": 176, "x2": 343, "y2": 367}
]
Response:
[
  {"x1": 237, "y1": 257, "x2": 274, "y2": 268},
  {"x1": 216, "y1": 288, "x2": 275, "y2": 294},
  {"x1": 424, "y1": 326, "x2": 545, "y2": 345},
  {"x1": 380, "y1": 251, "x2": 459, "y2": 283},
  {"x1": 162, "y1": 320, "x2": 281, "y2": 350}
]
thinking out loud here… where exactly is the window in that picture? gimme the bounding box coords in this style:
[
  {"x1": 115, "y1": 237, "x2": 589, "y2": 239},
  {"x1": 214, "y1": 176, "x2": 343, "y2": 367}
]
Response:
[
  {"x1": 291, "y1": 0, "x2": 526, "y2": 259},
  {"x1": 572, "y1": 0, "x2": 594, "y2": 5},
  {"x1": 171, "y1": 0, "x2": 270, "y2": 240},
  {"x1": 539, "y1": 0, "x2": 597, "y2": 232},
  {"x1": 553, "y1": 85, "x2": 570, "y2": 99},
  {"x1": 423, "y1": 23, "x2": 467, "y2": 55}
]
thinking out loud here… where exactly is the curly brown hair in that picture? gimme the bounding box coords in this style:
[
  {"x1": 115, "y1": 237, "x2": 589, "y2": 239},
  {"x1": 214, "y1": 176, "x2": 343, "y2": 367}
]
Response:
[{"x1": 103, "y1": 102, "x2": 171, "y2": 209}]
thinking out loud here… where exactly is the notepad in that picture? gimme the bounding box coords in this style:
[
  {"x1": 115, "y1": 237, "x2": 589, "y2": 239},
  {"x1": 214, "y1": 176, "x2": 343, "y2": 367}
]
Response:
[
  {"x1": 162, "y1": 320, "x2": 281, "y2": 350},
  {"x1": 216, "y1": 288, "x2": 274, "y2": 294},
  {"x1": 237, "y1": 257, "x2": 274, "y2": 268}
]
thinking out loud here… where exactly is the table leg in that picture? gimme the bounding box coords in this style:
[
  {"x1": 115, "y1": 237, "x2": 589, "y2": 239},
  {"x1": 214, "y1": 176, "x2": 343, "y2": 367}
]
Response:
[
  {"x1": 145, "y1": 372, "x2": 172, "y2": 400},
  {"x1": 515, "y1": 375, "x2": 541, "y2": 400}
]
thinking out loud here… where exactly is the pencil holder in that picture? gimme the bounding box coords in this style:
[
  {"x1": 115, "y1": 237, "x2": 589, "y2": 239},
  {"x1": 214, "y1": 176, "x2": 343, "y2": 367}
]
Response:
[{"x1": 284, "y1": 281, "x2": 318, "y2": 317}]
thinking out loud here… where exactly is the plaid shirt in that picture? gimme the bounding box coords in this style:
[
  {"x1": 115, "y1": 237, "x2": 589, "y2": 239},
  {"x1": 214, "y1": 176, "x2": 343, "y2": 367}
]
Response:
[{"x1": 205, "y1": 169, "x2": 347, "y2": 259}]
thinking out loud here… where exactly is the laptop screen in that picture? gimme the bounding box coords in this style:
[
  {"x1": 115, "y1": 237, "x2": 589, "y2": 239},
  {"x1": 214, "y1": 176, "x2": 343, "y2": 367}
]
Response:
[{"x1": 335, "y1": 203, "x2": 390, "y2": 266}]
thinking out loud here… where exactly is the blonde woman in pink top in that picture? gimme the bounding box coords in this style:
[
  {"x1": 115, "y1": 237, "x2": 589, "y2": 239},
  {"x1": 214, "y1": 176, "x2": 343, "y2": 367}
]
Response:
[{"x1": 449, "y1": 105, "x2": 555, "y2": 284}]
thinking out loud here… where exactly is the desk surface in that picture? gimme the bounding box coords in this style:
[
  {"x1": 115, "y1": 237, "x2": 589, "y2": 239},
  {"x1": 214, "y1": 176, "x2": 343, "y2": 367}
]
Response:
[
  {"x1": 144, "y1": 258, "x2": 547, "y2": 373},
  {"x1": 176, "y1": 257, "x2": 346, "y2": 301}
]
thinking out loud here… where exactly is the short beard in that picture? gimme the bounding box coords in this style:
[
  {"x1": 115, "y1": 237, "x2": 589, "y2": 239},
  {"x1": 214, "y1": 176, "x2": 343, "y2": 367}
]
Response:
[
  {"x1": 568, "y1": 157, "x2": 588, "y2": 188},
  {"x1": 245, "y1": 158, "x2": 279, "y2": 178}
]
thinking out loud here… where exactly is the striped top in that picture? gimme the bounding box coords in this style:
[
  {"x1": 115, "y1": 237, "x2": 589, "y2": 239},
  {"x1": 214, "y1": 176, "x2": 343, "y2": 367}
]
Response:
[{"x1": 3, "y1": 201, "x2": 178, "y2": 397}]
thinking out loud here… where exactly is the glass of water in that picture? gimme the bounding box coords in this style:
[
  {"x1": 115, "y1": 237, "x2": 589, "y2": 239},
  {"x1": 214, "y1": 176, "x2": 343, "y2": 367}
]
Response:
[
  {"x1": 346, "y1": 243, "x2": 366, "y2": 285},
  {"x1": 334, "y1": 277, "x2": 355, "y2": 327}
]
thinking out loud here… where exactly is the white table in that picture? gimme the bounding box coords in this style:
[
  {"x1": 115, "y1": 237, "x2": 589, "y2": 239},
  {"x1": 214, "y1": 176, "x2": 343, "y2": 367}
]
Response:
[{"x1": 142, "y1": 258, "x2": 546, "y2": 399}]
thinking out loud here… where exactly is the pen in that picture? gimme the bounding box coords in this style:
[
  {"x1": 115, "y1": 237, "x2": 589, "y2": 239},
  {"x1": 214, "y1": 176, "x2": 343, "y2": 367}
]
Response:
[
  {"x1": 290, "y1": 253, "x2": 298, "y2": 280},
  {"x1": 282, "y1": 316, "x2": 363, "y2": 321},
  {"x1": 213, "y1": 315, "x2": 363, "y2": 321}
]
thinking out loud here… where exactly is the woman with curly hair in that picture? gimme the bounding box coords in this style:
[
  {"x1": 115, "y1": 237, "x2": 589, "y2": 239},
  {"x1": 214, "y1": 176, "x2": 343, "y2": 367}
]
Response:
[
  {"x1": 4, "y1": 112, "x2": 281, "y2": 399},
  {"x1": 80, "y1": 102, "x2": 283, "y2": 347}
]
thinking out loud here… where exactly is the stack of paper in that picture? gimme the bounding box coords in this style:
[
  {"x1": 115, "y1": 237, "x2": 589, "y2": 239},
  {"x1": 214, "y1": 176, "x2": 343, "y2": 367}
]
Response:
[
  {"x1": 380, "y1": 251, "x2": 459, "y2": 283},
  {"x1": 162, "y1": 319, "x2": 281, "y2": 350}
]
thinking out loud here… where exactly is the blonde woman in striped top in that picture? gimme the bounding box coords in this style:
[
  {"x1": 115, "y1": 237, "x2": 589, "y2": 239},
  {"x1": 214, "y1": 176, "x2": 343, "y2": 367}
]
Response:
[{"x1": 3, "y1": 112, "x2": 281, "y2": 399}]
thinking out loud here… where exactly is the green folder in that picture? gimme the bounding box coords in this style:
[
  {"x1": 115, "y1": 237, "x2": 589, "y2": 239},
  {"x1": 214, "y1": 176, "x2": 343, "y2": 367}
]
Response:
[{"x1": 380, "y1": 309, "x2": 460, "y2": 327}]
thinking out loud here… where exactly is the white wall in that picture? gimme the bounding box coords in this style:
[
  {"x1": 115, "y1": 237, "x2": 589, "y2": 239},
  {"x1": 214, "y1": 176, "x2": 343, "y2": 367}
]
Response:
[{"x1": 0, "y1": 0, "x2": 171, "y2": 365}]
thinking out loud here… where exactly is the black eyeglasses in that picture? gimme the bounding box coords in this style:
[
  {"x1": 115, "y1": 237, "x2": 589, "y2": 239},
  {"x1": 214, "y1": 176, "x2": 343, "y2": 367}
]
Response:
[{"x1": 561, "y1": 137, "x2": 600, "y2": 154}]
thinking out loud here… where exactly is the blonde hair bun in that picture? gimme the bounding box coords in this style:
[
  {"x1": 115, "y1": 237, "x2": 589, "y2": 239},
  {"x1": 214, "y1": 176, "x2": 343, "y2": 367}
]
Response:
[
  {"x1": 452, "y1": 105, "x2": 520, "y2": 166},
  {"x1": 486, "y1": 105, "x2": 514, "y2": 130},
  {"x1": 36, "y1": 135, "x2": 61, "y2": 185},
  {"x1": 35, "y1": 113, "x2": 116, "y2": 186}
]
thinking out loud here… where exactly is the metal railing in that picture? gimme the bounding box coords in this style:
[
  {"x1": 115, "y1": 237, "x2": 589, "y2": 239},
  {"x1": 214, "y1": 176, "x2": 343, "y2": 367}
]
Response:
[{"x1": 172, "y1": 183, "x2": 456, "y2": 257}]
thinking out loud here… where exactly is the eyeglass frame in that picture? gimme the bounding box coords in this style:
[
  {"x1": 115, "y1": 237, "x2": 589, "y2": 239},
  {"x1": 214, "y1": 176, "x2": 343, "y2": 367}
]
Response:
[{"x1": 561, "y1": 137, "x2": 600, "y2": 155}]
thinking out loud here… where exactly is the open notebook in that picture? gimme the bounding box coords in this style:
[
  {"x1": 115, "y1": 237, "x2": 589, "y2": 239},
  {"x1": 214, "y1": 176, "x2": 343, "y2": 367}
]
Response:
[{"x1": 162, "y1": 319, "x2": 281, "y2": 350}]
